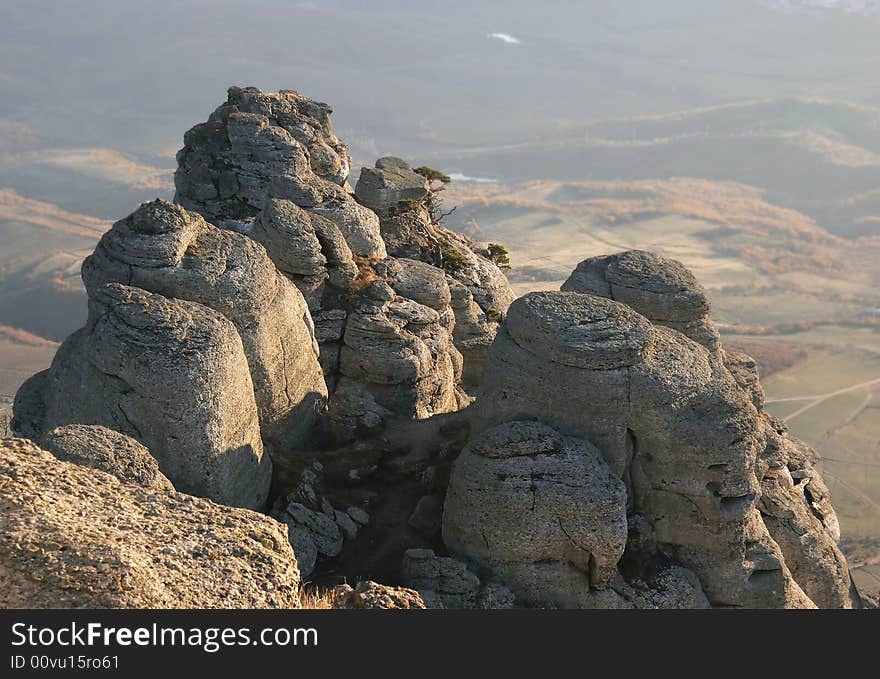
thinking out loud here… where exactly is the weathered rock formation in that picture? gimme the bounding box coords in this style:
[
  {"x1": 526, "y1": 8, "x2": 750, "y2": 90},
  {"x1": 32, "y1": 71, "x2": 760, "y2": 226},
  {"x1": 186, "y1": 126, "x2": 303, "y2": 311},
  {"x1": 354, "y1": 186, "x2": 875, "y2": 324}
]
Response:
[
  {"x1": 41, "y1": 424, "x2": 174, "y2": 491},
  {"x1": 5, "y1": 85, "x2": 862, "y2": 610},
  {"x1": 173, "y1": 88, "x2": 496, "y2": 435},
  {"x1": 80, "y1": 198, "x2": 327, "y2": 452},
  {"x1": 0, "y1": 437, "x2": 301, "y2": 608},
  {"x1": 14, "y1": 283, "x2": 271, "y2": 510},
  {"x1": 175, "y1": 91, "x2": 513, "y2": 405},
  {"x1": 562, "y1": 250, "x2": 720, "y2": 352},
  {"x1": 354, "y1": 157, "x2": 515, "y2": 387},
  {"x1": 443, "y1": 251, "x2": 859, "y2": 609}
]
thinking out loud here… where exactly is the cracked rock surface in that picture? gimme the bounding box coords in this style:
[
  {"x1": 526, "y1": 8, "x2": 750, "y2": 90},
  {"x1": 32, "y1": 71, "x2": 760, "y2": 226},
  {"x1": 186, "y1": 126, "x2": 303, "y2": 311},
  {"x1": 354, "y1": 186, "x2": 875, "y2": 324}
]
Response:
[
  {"x1": 445, "y1": 251, "x2": 860, "y2": 609},
  {"x1": 0, "y1": 438, "x2": 300, "y2": 608}
]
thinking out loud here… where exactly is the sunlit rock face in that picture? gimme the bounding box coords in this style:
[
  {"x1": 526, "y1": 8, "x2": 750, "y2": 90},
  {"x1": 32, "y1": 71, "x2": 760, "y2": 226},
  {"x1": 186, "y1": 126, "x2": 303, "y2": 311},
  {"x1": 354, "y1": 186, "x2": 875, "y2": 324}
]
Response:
[
  {"x1": 81, "y1": 199, "x2": 328, "y2": 454},
  {"x1": 14, "y1": 282, "x2": 271, "y2": 510},
  {"x1": 173, "y1": 89, "x2": 513, "y2": 437},
  {"x1": 444, "y1": 251, "x2": 858, "y2": 609}
]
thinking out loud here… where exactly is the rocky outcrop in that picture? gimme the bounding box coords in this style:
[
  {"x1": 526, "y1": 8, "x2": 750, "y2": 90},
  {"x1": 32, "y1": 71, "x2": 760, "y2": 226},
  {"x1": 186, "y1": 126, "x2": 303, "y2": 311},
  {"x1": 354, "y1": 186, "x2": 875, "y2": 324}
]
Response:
[
  {"x1": 330, "y1": 288, "x2": 468, "y2": 438},
  {"x1": 81, "y1": 199, "x2": 327, "y2": 453},
  {"x1": 562, "y1": 250, "x2": 720, "y2": 352},
  {"x1": 174, "y1": 86, "x2": 384, "y2": 262},
  {"x1": 174, "y1": 89, "x2": 479, "y2": 437},
  {"x1": 444, "y1": 251, "x2": 859, "y2": 608},
  {"x1": 40, "y1": 424, "x2": 174, "y2": 491},
  {"x1": 0, "y1": 438, "x2": 300, "y2": 608},
  {"x1": 14, "y1": 283, "x2": 270, "y2": 510},
  {"x1": 352, "y1": 157, "x2": 514, "y2": 388}
]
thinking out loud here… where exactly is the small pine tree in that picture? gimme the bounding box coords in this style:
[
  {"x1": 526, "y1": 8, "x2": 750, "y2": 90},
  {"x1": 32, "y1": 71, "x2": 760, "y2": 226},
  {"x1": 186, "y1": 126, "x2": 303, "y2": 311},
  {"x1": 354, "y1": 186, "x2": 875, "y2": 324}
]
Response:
[
  {"x1": 487, "y1": 243, "x2": 511, "y2": 269},
  {"x1": 413, "y1": 166, "x2": 452, "y2": 184}
]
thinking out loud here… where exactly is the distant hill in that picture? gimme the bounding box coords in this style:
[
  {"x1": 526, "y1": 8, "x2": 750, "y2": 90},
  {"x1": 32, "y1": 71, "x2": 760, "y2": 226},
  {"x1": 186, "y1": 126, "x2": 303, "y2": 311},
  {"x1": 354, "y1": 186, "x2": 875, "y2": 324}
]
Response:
[
  {"x1": 0, "y1": 190, "x2": 102, "y2": 341},
  {"x1": 429, "y1": 98, "x2": 880, "y2": 238}
]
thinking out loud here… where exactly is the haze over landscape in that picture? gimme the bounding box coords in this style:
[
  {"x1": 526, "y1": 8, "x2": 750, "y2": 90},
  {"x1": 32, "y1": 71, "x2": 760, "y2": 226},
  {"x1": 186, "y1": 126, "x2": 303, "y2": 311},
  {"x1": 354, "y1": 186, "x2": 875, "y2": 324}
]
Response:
[{"x1": 1, "y1": 0, "x2": 879, "y2": 601}]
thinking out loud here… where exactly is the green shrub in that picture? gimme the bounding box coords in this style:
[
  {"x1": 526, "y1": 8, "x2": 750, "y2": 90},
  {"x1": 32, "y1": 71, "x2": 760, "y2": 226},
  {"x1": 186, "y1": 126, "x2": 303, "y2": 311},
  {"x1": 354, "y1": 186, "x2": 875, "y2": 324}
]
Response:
[
  {"x1": 487, "y1": 243, "x2": 511, "y2": 269},
  {"x1": 413, "y1": 165, "x2": 451, "y2": 184},
  {"x1": 437, "y1": 237, "x2": 469, "y2": 272},
  {"x1": 485, "y1": 308, "x2": 503, "y2": 323},
  {"x1": 397, "y1": 198, "x2": 421, "y2": 214}
]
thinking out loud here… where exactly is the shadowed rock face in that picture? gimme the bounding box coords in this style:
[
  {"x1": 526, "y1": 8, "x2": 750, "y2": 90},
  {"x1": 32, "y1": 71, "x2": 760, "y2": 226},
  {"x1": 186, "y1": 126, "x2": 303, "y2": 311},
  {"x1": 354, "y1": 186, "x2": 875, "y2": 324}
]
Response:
[
  {"x1": 14, "y1": 283, "x2": 270, "y2": 510},
  {"x1": 0, "y1": 438, "x2": 300, "y2": 608},
  {"x1": 444, "y1": 251, "x2": 858, "y2": 609},
  {"x1": 81, "y1": 199, "x2": 327, "y2": 453},
  {"x1": 443, "y1": 421, "x2": 628, "y2": 606}
]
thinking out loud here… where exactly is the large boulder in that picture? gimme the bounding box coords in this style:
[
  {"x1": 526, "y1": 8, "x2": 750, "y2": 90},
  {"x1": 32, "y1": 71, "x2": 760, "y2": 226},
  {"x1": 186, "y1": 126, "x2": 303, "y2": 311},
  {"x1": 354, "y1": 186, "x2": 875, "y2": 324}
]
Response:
[
  {"x1": 81, "y1": 199, "x2": 327, "y2": 453},
  {"x1": 14, "y1": 283, "x2": 270, "y2": 510},
  {"x1": 562, "y1": 250, "x2": 720, "y2": 352},
  {"x1": 355, "y1": 156, "x2": 429, "y2": 215},
  {"x1": 0, "y1": 438, "x2": 301, "y2": 608},
  {"x1": 40, "y1": 424, "x2": 174, "y2": 491},
  {"x1": 457, "y1": 268, "x2": 857, "y2": 608},
  {"x1": 443, "y1": 421, "x2": 628, "y2": 607}
]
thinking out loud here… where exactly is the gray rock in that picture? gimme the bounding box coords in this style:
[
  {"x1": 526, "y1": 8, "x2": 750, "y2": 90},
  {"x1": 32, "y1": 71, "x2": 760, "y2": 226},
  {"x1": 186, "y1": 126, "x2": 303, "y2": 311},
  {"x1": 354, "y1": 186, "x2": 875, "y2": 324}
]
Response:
[
  {"x1": 401, "y1": 549, "x2": 481, "y2": 609},
  {"x1": 461, "y1": 256, "x2": 856, "y2": 608},
  {"x1": 757, "y1": 426, "x2": 856, "y2": 608},
  {"x1": 347, "y1": 506, "x2": 370, "y2": 526},
  {"x1": 81, "y1": 199, "x2": 327, "y2": 453},
  {"x1": 332, "y1": 296, "x2": 466, "y2": 431},
  {"x1": 285, "y1": 524, "x2": 318, "y2": 579},
  {"x1": 175, "y1": 86, "x2": 382, "y2": 261},
  {"x1": 334, "y1": 509, "x2": 359, "y2": 540},
  {"x1": 354, "y1": 156, "x2": 429, "y2": 215},
  {"x1": 382, "y1": 258, "x2": 451, "y2": 310},
  {"x1": 278, "y1": 502, "x2": 343, "y2": 559},
  {"x1": 724, "y1": 350, "x2": 765, "y2": 410},
  {"x1": 562, "y1": 250, "x2": 720, "y2": 352},
  {"x1": 40, "y1": 424, "x2": 174, "y2": 491},
  {"x1": 477, "y1": 582, "x2": 517, "y2": 609},
  {"x1": 14, "y1": 283, "x2": 271, "y2": 510},
  {"x1": 311, "y1": 198, "x2": 386, "y2": 260},
  {"x1": 443, "y1": 422, "x2": 628, "y2": 603}
]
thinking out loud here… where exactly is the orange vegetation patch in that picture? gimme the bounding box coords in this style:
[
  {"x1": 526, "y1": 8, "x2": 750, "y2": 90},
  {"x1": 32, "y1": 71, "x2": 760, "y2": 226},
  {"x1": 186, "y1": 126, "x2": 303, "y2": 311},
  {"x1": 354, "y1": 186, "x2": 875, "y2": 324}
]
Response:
[
  {"x1": 0, "y1": 325, "x2": 58, "y2": 348},
  {"x1": 446, "y1": 178, "x2": 861, "y2": 277},
  {"x1": 0, "y1": 189, "x2": 109, "y2": 239}
]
